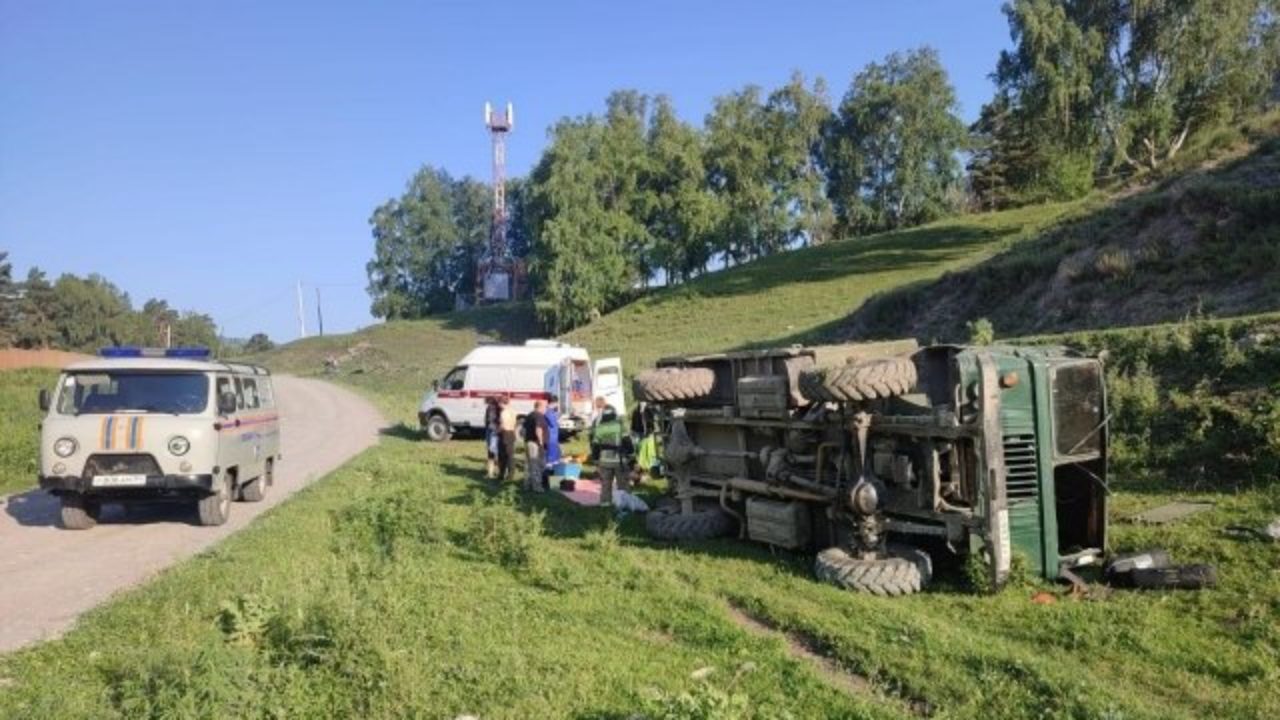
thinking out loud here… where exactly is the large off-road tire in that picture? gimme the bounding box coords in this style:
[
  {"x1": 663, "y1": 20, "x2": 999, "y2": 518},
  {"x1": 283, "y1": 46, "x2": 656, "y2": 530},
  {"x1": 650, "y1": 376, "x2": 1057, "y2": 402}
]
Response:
[
  {"x1": 799, "y1": 356, "x2": 917, "y2": 404},
  {"x1": 239, "y1": 459, "x2": 271, "y2": 503},
  {"x1": 814, "y1": 545, "x2": 932, "y2": 596},
  {"x1": 633, "y1": 367, "x2": 716, "y2": 404},
  {"x1": 60, "y1": 493, "x2": 101, "y2": 530},
  {"x1": 645, "y1": 504, "x2": 735, "y2": 541},
  {"x1": 197, "y1": 473, "x2": 233, "y2": 527},
  {"x1": 424, "y1": 413, "x2": 452, "y2": 442}
]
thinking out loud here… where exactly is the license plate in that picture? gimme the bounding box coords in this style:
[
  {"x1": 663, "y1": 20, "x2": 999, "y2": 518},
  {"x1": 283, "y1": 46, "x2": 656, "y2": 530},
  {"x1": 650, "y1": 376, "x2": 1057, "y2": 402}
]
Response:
[{"x1": 92, "y1": 474, "x2": 147, "y2": 487}]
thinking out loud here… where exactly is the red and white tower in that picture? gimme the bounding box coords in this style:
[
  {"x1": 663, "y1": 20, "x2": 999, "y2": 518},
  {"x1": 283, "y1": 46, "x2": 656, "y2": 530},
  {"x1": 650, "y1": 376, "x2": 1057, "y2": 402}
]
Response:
[{"x1": 478, "y1": 101, "x2": 515, "y2": 302}]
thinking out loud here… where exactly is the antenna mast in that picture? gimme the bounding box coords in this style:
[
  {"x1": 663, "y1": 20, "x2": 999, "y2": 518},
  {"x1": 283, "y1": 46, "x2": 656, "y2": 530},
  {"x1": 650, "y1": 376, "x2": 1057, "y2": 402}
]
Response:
[{"x1": 478, "y1": 101, "x2": 516, "y2": 303}]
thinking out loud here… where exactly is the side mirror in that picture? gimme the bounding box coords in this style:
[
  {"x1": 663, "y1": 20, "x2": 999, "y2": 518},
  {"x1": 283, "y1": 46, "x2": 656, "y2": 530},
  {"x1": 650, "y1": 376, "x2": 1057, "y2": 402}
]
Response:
[
  {"x1": 38, "y1": 389, "x2": 51, "y2": 412},
  {"x1": 218, "y1": 391, "x2": 238, "y2": 415},
  {"x1": 432, "y1": 379, "x2": 440, "y2": 391}
]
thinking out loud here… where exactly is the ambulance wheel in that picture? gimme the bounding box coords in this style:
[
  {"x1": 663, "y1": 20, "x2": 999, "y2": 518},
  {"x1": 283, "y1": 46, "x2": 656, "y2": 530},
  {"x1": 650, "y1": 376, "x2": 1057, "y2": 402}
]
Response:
[
  {"x1": 60, "y1": 493, "x2": 100, "y2": 530},
  {"x1": 425, "y1": 414, "x2": 452, "y2": 442},
  {"x1": 239, "y1": 460, "x2": 270, "y2": 503},
  {"x1": 197, "y1": 473, "x2": 233, "y2": 526}
]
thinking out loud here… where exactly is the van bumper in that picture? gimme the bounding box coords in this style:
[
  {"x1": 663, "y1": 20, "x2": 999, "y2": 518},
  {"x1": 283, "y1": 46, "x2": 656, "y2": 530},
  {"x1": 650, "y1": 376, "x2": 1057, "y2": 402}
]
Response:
[{"x1": 39, "y1": 474, "x2": 217, "y2": 495}]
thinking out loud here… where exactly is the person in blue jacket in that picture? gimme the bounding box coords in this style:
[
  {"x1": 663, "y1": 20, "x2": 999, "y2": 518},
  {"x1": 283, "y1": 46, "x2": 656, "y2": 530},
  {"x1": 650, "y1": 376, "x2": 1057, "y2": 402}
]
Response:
[{"x1": 544, "y1": 398, "x2": 563, "y2": 470}]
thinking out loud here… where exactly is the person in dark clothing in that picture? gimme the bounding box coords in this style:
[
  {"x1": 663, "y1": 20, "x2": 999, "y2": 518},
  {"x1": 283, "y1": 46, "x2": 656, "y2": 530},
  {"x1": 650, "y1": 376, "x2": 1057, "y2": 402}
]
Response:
[{"x1": 522, "y1": 400, "x2": 549, "y2": 492}]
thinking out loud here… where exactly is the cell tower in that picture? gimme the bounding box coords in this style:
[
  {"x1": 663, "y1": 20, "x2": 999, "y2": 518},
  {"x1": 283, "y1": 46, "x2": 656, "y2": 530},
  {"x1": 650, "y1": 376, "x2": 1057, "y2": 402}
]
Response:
[{"x1": 478, "y1": 101, "x2": 515, "y2": 303}]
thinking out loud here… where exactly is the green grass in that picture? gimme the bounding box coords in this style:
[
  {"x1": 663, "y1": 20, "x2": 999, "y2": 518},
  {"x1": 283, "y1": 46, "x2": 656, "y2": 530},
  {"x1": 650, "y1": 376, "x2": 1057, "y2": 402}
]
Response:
[
  {"x1": 0, "y1": 369, "x2": 58, "y2": 497},
  {"x1": 2, "y1": 423, "x2": 1276, "y2": 719}
]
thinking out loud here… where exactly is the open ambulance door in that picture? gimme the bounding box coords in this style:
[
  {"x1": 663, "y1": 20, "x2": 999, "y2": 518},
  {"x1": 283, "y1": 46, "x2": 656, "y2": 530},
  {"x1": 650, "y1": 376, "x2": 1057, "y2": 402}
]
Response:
[{"x1": 594, "y1": 357, "x2": 626, "y2": 417}]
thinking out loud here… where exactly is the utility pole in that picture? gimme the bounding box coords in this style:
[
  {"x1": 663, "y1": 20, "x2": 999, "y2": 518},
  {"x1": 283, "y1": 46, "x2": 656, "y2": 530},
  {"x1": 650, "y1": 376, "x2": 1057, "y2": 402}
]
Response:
[
  {"x1": 296, "y1": 281, "x2": 307, "y2": 339},
  {"x1": 315, "y1": 287, "x2": 324, "y2": 337},
  {"x1": 477, "y1": 101, "x2": 514, "y2": 304}
]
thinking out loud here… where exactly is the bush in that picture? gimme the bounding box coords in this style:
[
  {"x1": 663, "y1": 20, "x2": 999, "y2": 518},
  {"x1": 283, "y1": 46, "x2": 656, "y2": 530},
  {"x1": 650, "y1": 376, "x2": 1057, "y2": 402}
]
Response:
[
  {"x1": 463, "y1": 494, "x2": 546, "y2": 569},
  {"x1": 331, "y1": 485, "x2": 445, "y2": 562},
  {"x1": 967, "y1": 318, "x2": 995, "y2": 345}
]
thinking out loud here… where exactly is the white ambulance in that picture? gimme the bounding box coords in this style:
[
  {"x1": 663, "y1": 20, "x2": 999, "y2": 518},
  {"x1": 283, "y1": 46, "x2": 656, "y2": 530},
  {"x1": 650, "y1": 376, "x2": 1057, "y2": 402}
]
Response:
[
  {"x1": 37, "y1": 347, "x2": 281, "y2": 529},
  {"x1": 417, "y1": 340, "x2": 624, "y2": 441}
]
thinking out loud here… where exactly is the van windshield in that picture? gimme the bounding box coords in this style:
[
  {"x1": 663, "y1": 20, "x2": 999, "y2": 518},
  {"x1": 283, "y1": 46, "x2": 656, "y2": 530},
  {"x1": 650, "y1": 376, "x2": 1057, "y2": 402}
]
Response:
[{"x1": 56, "y1": 372, "x2": 210, "y2": 415}]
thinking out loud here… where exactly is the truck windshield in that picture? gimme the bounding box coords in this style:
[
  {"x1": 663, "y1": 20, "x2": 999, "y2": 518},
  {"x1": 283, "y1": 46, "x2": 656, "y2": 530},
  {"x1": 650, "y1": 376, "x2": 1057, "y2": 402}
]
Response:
[
  {"x1": 56, "y1": 372, "x2": 210, "y2": 415},
  {"x1": 1052, "y1": 363, "x2": 1104, "y2": 457}
]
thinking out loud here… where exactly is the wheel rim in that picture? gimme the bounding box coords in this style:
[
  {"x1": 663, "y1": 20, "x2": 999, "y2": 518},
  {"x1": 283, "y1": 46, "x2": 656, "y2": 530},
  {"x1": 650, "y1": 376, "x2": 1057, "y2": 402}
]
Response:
[{"x1": 429, "y1": 419, "x2": 446, "y2": 440}]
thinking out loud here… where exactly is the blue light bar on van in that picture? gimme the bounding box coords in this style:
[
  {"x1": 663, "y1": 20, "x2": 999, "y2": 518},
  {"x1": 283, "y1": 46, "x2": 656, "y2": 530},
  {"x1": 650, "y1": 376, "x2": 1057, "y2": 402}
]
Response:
[{"x1": 98, "y1": 347, "x2": 212, "y2": 359}]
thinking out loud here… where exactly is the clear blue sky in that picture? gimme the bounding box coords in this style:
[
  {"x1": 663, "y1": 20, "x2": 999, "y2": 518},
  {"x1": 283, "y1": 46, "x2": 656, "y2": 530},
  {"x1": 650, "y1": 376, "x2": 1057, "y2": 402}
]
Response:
[{"x1": 1, "y1": 0, "x2": 1011, "y2": 342}]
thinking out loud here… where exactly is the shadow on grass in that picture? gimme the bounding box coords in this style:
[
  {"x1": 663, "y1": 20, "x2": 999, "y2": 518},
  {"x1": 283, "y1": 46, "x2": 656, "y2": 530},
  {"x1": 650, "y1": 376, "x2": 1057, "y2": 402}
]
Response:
[
  {"x1": 441, "y1": 301, "x2": 540, "y2": 342},
  {"x1": 379, "y1": 422, "x2": 422, "y2": 441}
]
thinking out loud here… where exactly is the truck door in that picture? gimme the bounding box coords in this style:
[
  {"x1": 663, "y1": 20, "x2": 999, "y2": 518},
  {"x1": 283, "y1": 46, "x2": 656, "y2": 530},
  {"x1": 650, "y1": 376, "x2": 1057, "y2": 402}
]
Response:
[{"x1": 594, "y1": 357, "x2": 626, "y2": 417}]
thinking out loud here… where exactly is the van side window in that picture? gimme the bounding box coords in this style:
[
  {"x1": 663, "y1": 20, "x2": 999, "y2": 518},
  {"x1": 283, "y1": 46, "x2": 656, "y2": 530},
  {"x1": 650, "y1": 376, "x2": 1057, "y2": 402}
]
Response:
[
  {"x1": 442, "y1": 367, "x2": 466, "y2": 391},
  {"x1": 258, "y1": 379, "x2": 274, "y2": 409},
  {"x1": 215, "y1": 376, "x2": 234, "y2": 409},
  {"x1": 241, "y1": 378, "x2": 260, "y2": 409},
  {"x1": 232, "y1": 377, "x2": 246, "y2": 410}
]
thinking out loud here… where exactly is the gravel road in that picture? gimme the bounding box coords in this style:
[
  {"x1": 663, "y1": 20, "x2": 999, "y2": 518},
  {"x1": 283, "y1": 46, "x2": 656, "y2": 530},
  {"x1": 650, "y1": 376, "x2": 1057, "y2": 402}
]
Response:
[{"x1": 0, "y1": 376, "x2": 383, "y2": 653}]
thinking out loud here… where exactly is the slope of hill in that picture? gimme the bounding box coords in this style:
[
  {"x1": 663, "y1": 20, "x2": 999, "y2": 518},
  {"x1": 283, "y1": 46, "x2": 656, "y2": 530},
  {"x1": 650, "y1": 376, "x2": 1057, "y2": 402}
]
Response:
[
  {"x1": 242, "y1": 303, "x2": 538, "y2": 420},
  {"x1": 845, "y1": 115, "x2": 1280, "y2": 343}
]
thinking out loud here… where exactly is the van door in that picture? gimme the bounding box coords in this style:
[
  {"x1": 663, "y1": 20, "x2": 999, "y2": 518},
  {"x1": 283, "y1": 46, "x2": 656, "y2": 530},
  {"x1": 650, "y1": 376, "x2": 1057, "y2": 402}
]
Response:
[
  {"x1": 436, "y1": 366, "x2": 474, "y2": 426},
  {"x1": 594, "y1": 357, "x2": 625, "y2": 417}
]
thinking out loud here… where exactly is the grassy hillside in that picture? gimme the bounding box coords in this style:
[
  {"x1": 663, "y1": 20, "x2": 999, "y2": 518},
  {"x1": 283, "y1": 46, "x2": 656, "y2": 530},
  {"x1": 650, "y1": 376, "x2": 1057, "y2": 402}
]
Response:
[
  {"x1": 846, "y1": 114, "x2": 1280, "y2": 343},
  {"x1": 3, "y1": 418, "x2": 1277, "y2": 719},
  {"x1": 564, "y1": 201, "x2": 1086, "y2": 371},
  {"x1": 0, "y1": 369, "x2": 59, "y2": 497},
  {"x1": 242, "y1": 303, "x2": 539, "y2": 422}
]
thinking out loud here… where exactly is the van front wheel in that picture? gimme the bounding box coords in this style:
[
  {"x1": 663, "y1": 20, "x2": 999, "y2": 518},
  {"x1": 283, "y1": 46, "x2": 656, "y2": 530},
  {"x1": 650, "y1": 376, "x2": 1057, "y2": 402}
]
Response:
[
  {"x1": 60, "y1": 493, "x2": 101, "y2": 530},
  {"x1": 425, "y1": 414, "x2": 452, "y2": 442},
  {"x1": 197, "y1": 473, "x2": 233, "y2": 526}
]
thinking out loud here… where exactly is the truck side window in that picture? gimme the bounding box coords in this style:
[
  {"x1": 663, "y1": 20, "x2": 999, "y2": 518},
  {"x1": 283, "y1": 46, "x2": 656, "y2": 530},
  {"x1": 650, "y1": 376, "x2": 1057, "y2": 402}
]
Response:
[{"x1": 1052, "y1": 363, "x2": 1104, "y2": 457}]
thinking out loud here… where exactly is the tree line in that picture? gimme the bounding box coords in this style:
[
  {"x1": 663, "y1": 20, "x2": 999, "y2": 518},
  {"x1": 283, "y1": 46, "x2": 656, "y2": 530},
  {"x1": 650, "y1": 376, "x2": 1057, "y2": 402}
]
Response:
[
  {"x1": 0, "y1": 251, "x2": 224, "y2": 353},
  {"x1": 367, "y1": 1, "x2": 1280, "y2": 333}
]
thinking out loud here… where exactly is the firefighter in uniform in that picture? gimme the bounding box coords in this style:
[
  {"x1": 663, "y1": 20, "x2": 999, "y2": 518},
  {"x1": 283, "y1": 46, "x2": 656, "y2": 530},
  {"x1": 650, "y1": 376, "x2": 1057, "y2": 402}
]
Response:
[{"x1": 589, "y1": 405, "x2": 630, "y2": 508}]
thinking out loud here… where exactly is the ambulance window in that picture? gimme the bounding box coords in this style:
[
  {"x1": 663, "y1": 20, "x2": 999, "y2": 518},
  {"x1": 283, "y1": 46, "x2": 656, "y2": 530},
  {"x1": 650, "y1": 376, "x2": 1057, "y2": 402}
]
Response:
[
  {"x1": 442, "y1": 367, "x2": 466, "y2": 391},
  {"x1": 241, "y1": 378, "x2": 260, "y2": 409},
  {"x1": 597, "y1": 366, "x2": 620, "y2": 392},
  {"x1": 1052, "y1": 363, "x2": 1104, "y2": 457},
  {"x1": 232, "y1": 377, "x2": 246, "y2": 409}
]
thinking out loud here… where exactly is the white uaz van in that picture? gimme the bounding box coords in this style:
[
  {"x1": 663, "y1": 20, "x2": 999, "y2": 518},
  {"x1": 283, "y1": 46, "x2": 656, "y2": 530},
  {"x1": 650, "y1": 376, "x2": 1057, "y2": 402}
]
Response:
[
  {"x1": 417, "y1": 340, "x2": 624, "y2": 441},
  {"x1": 38, "y1": 348, "x2": 281, "y2": 529}
]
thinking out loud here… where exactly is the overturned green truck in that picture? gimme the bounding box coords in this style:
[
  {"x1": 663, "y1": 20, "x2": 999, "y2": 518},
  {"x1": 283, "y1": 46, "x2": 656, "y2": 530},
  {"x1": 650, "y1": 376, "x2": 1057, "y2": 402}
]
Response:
[{"x1": 634, "y1": 341, "x2": 1108, "y2": 596}]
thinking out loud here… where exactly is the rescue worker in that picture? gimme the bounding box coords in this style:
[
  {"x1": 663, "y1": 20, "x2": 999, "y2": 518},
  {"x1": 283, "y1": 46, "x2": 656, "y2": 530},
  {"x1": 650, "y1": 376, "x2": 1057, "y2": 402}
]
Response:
[
  {"x1": 590, "y1": 405, "x2": 630, "y2": 508},
  {"x1": 523, "y1": 399, "x2": 549, "y2": 493},
  {"x1": 497, "y1": 397, "x2": 518, "y2": 483}
]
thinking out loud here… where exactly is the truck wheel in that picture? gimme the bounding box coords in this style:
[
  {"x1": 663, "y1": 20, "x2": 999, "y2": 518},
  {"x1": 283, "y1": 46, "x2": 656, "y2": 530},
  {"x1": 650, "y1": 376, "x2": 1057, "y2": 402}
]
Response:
[
  {"x1": 425, "y1": 414, "x2": 452, "y2": 442},
  {"x1": 197, "y1": 473, "x2": 233, "y2": 526},
  {"x1": 60, "y1": 493, "x2": 101, "y2": 530},
  {"x1": 633, "y1": 367, "x2": 715, "y2": 403},
  {"x1": 645, "y1": 504, "x2": 735, "y2": 541},
  {"x1": 799, "y1": 356, "x2": 917, "y2": 404},
  {"x1": 239, "y1": 460, "x2": 270, "y2": 503},
  {"x1": 814, "y1": 545, "x2": 932, "y2": 596}
]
